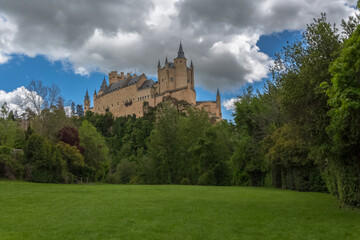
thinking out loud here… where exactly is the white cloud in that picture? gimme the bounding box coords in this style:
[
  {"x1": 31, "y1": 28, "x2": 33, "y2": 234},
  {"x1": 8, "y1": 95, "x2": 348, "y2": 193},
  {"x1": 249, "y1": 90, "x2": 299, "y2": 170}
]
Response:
[
  {"x1": 0, "y1": 86, "x2": 41, "y2": 115},
  {"x1": 222, "y1": 98, "x2": 241, "y2": 111},
  {"x1": 0, "y1": 0, "x2": 356, "y2": 92}
]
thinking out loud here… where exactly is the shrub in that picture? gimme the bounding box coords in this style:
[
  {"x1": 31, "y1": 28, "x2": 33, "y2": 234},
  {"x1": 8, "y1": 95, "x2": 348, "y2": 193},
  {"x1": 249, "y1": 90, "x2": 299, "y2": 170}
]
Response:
[
  {"x1": 24, "y1": 134, "x2": 68, "y2": 183},
  {"x1": 0, "y1": 153, "x2": 24, "y2": 180},
  {"x1": 197, "y1": 171, "x2": 215, "y2": 186},
  {"x1": 181, "y1": 177, "x2": 190, "y2": 185}
]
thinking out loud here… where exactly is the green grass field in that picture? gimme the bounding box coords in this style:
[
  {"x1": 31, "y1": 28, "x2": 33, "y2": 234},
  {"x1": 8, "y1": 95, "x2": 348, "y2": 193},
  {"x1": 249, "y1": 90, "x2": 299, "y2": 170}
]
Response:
[{"x1": 1, "y1": 181, "x2": 360, "y2": 240}]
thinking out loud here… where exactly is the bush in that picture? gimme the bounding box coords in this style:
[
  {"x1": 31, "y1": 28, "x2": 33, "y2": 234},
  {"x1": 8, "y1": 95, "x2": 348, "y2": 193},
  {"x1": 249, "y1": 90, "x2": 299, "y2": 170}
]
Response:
[
  {"x1": 181, "y1": 177, "x2": 190, "y2": 185},
  {"x1": 24, "y1": 134, "x2": 68, "y2": 183},
  {"x1": 197, "y1": 171, "x2": 215, "y2": 186},
  {"x1": 0, "y1": 153, "x2": 24, "y2": 180}
]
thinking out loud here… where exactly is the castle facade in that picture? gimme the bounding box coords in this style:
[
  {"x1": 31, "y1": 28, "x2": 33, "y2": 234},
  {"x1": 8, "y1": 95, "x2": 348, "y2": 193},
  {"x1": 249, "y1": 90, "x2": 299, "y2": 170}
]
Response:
[{"x1": 84, "y1": 43, "x2": 222, "y2": 120}]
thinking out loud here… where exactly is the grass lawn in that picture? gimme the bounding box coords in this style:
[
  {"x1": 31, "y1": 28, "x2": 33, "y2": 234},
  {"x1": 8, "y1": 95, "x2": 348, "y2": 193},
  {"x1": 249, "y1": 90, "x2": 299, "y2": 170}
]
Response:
[{"x1": 1, "y1": 181, "x2": 360, "y2": 240}]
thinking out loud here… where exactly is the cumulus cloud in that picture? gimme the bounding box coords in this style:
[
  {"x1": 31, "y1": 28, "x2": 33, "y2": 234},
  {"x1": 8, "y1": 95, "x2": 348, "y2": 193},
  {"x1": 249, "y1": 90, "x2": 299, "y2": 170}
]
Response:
[
  {"x1": 0, "y1": 0, "x2": 356, "y2": 91},
  {"x1": 0, "y1": 86, "x2": 39, "y2": 115},
  {"x1": 222, "y1": 98, "x2": 241, "y2": 111}
]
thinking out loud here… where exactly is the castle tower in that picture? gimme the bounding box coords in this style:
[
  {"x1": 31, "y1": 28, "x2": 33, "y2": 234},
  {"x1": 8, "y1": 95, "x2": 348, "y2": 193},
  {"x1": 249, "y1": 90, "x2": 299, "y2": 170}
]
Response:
[
  {"x1": 93, "y1": 89, "x2": 97, "y2": 100},
  {"x1": 174, "y1": 42, "x2": 188, "y2": 89},
  {"x1": 216, "y1": 89, "x2": 222, "y2": 118},
  {"x1": 84, "y1": 90, "x2": 90, "y2": 112},
  {"x1": 109, "y1": 72, "x2": 118, "y2": 85}
]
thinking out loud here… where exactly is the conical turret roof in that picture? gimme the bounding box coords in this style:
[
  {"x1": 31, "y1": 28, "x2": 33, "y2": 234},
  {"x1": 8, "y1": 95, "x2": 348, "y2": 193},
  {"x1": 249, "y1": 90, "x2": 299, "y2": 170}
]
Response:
[
  {"x1": 100, "y1": 77, "x2": 108, "y2": 91},
  {"x1": 85, "y1": 89, "x2": 90, "y2": 101},
  {"x1": 177, "y1": 42, "x2": 185, "y2": 58}
]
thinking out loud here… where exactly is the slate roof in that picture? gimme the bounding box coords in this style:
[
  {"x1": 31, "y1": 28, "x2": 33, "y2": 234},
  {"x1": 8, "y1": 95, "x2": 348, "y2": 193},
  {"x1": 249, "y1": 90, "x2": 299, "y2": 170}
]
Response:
[
  {"x1": 100, "y1": 74, "x2": 152, "y2": 95},
  {"x1": 99, "y1": 78, "x2": 108, "y2": 91},
  {"x1": 138, "y1": 79, "x2": 155, "y2": 90},
  {"x1": 177, "y1": 42, "x2": 185, "y2": 58}
]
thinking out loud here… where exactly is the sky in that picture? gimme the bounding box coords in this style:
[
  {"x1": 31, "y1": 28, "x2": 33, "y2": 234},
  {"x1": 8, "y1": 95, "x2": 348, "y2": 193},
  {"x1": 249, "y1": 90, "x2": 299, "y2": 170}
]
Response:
[{"x1": 0, "y1": 0, "x2": 357, "y2": 120}]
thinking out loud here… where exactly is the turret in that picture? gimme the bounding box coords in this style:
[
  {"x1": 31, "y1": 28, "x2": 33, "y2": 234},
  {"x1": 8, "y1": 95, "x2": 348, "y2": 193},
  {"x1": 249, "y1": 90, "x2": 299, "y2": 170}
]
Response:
[
  {"x1": 216, "y1": 89, "x2": 222, "y2": 118},
  {"x1": 174, "y1": 42, "x2": 187, "y2": 88},
  {"x1": 165, "y1": 56, "x2": 168, "y2": 67},
  {"x1": 190, "y1": 60, "x2": 194, "y2": 88},
  {"x1": 98, "y1": 77, "x2": 108, "y2": 95},
  {"x1": 93, "y1": 89, "x2": 97, "y2": 99},
  {"x1": 109, "y1": 72, "x2": 118, "y2": 85},
  {"x1": 157, "y1": 59, "x2": 161, "y2": 69},
  {"x1": 84, "y1": 89, "x2": 90, "y2": 111}
]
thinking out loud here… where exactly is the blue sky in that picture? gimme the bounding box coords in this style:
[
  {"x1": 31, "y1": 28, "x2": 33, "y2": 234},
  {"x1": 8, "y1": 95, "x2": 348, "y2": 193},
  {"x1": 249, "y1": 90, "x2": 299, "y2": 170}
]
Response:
[{"x1": 0, "y1": 0, "x2": 356, "y2": 120}]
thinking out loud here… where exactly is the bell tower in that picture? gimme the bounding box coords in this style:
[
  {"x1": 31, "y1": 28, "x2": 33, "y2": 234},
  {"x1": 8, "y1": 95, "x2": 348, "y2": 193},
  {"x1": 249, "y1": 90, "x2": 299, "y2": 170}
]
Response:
[{"x1": 84, "y1": 90, "x2": 90, "y2": 112}]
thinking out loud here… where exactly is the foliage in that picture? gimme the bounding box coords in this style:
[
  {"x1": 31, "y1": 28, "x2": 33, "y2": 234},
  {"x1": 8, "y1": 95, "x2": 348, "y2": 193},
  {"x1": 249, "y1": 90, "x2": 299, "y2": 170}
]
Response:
[
  {"x1": 57, "y1": 141, "x2": 85, "y2": 182},
  {"x1": 0, "y1": 146, "x2": 24, "y2": 180},
  {"x1": 24, "y1": 134, "x2": 67, "y2": 183},
  {"x1": 326, "y1": 24, "x2": 360, "y2": 207},
  {"x1": 79, "y1": 120, "x2": 109, "y2": 181}
]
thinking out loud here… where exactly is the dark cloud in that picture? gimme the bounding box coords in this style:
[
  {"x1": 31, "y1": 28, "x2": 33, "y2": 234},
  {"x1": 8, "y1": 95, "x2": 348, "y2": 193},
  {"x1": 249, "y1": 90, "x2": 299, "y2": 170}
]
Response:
[{"x1": 0, "y1": 0, "x2": 356, "y2": 92}]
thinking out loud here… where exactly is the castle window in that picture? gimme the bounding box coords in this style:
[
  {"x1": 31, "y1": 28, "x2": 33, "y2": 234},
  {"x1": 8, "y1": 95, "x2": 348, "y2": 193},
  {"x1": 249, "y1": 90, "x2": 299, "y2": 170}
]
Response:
[
  {"x1": 111, "y1": 104, "x2": 113, "y2": 107},
  {"x1": 180, "y1": 60, "x2": 182, "y2": 63},
  {"x1": 162, "y1": 79, "x2": 164, "y2": 82},
  {"x1": 170, "y1": 78, "x2": 173, "y2": 82},
  {"x1": 117, "y1": 102, "x2": 119, "y2": 105},
  {"x1": 148, "y1": 95, "x2": 150, "y2": 98}
]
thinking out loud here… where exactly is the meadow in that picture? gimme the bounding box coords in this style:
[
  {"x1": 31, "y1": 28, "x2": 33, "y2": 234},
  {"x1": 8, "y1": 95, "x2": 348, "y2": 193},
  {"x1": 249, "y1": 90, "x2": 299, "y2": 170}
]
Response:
[{"x1": 1, "y1": 181, "x2": 360, "y2": 240}]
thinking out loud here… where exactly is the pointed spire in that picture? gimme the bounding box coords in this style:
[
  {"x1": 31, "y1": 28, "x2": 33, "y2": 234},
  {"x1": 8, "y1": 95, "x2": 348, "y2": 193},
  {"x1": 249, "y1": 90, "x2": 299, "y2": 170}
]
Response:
[
  {"x1": 190, "y1": 59, "x2": 193, "y2": 68},
  {"x1": 158, "y1": 59, "x2": 161, "y2": 68},
  {"x1": 100, "y1": 77, "x2": 108, "y2": 91},
  {"x1": 177, "y1": 41, "x2": 185, "y2": 58},
  {"x1": 85, "y1": 89, "x2": 90, "y2": 101},
  {"x1": 217, "y1": 88, "x2": 220, "y2": 96},
  {"x1": 94, "y1": 89, "x2": 97, "y2": 95},
  {"x1": 165, "y1": 56, "x2": 168, "y2": 64}
]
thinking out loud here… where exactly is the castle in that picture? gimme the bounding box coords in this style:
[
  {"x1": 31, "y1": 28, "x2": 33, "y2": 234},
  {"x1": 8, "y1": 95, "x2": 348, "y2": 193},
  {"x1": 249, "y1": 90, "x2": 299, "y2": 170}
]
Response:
[{"x1": 84, "y1": 43, "x2": 222, "y2": 120}]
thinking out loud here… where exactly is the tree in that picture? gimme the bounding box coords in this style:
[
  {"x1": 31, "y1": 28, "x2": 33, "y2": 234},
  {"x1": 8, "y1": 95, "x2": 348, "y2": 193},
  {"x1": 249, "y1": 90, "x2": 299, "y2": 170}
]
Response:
[
  {"x1": 57, "y1": 142, "x2": 84, "y2": 181},
  {"x1": 24, "y1": 134, "x2": 67, "y2": 183},
  {"x1": 21, "y1": 80, "x2": 63, "y2": 115},
  {"x1": 325, "y1": 24, "x2": 360, "y2": 207},
  {"x1": 147, "y1": 103, "x2": 179, "y2": 184},
  {"x1": 268, "y1": 14, "x2": 340, "y2": 191},
  {"x1": 76, "y1": 104, "x2": 84, "y2": 117},
  {"x1": 79, "y1": 120, "x2": 109, "y2": 181},
  {"x1": 58, "y1": 126, "x2": 81, "y2": 152}
]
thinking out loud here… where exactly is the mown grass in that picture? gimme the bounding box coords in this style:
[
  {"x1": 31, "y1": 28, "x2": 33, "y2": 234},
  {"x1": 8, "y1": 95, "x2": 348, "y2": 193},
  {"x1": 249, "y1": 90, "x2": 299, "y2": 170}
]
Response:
[{"x1": 1, "y1": 181, "x2": 360, "y2": 240}]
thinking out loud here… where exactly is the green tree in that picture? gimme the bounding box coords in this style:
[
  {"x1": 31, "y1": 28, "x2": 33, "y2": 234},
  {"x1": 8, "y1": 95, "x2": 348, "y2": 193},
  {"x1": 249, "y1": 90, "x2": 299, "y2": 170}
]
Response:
[
  {"x1": 79, "y1": 120, "x2": 109, "y2": 181},
  {"x1": 24, "y1": 134, "x2": 67, "y2": 183},
  {"x1": 57, "y1": 141, "x2": 85, "y2": 181},
  {"x1": 326, "y1": 24, "x2": 360, "y2": 207},
  {"x1": 147, "y1": 103, "x2": 179, "y2": 184}
]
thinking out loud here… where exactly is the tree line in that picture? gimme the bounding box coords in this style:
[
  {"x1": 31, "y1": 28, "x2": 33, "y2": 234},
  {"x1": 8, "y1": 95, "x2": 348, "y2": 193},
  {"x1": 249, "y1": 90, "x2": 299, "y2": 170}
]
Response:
[{"x1": 1, "y1": 9, "x2": 360, "y2": 208}]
